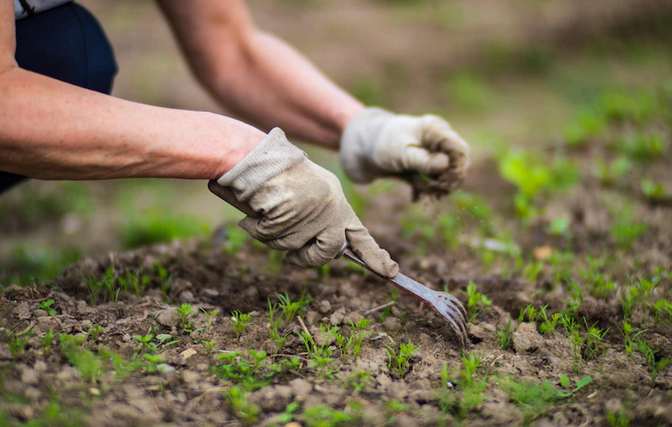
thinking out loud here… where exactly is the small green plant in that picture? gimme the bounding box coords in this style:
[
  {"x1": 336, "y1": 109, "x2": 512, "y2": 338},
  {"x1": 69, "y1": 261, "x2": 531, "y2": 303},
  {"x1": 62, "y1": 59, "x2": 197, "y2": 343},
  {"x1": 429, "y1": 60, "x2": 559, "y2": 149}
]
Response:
[
  {"x1": 202, "y1": 340, "x2": 218, "y2": 354},
  {"x1": 230, "y1": 310, "x2": 252, "y2": 340},
  {"x1": 466, "y1": 281, "x2": 492, "y2": 322},
  {"x1": 557, "y1": 375, "x2": 592, "y2": 398},
  {"x1": 80, "y1": 266, "x2": 116, "y2": 305},
  {"x1": 345, "y1": 370, "x2": 375, "y2": 393},
  {"x1": 277, "y1": 402, "x2": 300, "y2": 424},
  {"x1": 153, "y1": 262, "x2": 173, "y2": 302},
  {"x1": 641, "y1": 179, "x2": 671, "y2": 204},
  {"x1": 267, "y1": 300, "x2": 289, "y2": 354},
  {"x1": 610, "y1": 206, "x2": 647, "y2": 250},
  {"x1": 40, "y1": 328, "x2": 55, "y2": 355},
  {"x1": 606, "y1": 407, "x2": 632, "y2": 427},
  {"x1": 651, "y1": 298, "x2": 672, "y2": 323},
  {"x1": 560, "y1": 314, "x2": 583, "y2": 373},
  {"x1": 593, "y1": 156, "x2": 632, "y2": 187},
  {"x1": 59, "y1": 334, "x2": 102, "y2": 383},
  {"x1": 635, "y1": 339, "x2": 672, "y2": 386},
  {"x1": 620, "y1": 321, "x2": 648, "y2": 359},
  {"x1": 143, "y1": 353, "x2": 167, "y2": 373},
  {"x1": 385, "y1": 342, "x2": 418, "y2": 379},
  {"x1": 564, "y1": 280, "x2": 584, "y2": 314},
  {"x1": 38, "y1": 299, "x2": 57, "y2": 316},
  {"x1": 8, "y1": 328, "x2": 30, "y2": 358},
  {"x1": 302, "y1": 404, "x2": 355, "y2": 427},
  {"x1": 87, "y1": 324, "x2": 104, "y2": 342},
  {"x1": 584, "y1": 321, "x2": 609, "y2": 373},
  {"x1": 201, "y1": 307, "x2": 219, "y2": 331},
  {"x1": 495, "y1": 319, "x2": 514, "y2": 350},
  {"x1": 133, "y1": 333, "x2": 156, "y2": 354},
  {"x1": 225, "y1": 386, "x2": 260, "y2": 426},
  {"x1": 176, "y1": 303, "x2": 196, "y2": 333},
  {"x1": 276, "y1": 291, "x2": 310, "y2": 323},
  {"x1": 117, "y1": 269, "x2": 152, "y2": 298}
]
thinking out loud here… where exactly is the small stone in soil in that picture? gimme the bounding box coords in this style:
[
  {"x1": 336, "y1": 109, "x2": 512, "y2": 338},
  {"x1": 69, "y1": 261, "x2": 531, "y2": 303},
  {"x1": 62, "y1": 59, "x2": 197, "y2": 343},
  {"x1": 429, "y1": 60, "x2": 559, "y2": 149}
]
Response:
[
  {"x1": 318, "y1": 300, "x2": 331, "y2": 314},
  {"x1": 512, "y1": 322, "x2": 543, "y2": 353},
  {"x1": 383, "y1": 316, "x2": 403, "y2": 333},
  {"x1": 329, "y1": 307, "x2": 346, "y2": 326},
  {"x1": 156, "y1": 309, "x2": 181, "y2": 328}
]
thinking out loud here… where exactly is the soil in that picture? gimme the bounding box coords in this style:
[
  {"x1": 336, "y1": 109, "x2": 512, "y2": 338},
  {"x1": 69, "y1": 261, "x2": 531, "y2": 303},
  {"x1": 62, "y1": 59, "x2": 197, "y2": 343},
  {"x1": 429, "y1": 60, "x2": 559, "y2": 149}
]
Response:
[
  {"x1": 2, "y1": 125, "x2": 672, "y2": 425},
  {"x1": 2, "y1": 1, "x2": 672, "y2": 426}
]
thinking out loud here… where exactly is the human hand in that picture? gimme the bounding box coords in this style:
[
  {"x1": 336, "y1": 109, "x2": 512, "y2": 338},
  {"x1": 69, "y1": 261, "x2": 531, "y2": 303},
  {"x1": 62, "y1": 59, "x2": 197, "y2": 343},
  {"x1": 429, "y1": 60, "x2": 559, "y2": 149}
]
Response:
[
  {"x1": 340, "y1": 108, "x2": 470, "y2": 189},
  {"x1": 209, "y1": 128, "x2": 399, "y2": 278}
]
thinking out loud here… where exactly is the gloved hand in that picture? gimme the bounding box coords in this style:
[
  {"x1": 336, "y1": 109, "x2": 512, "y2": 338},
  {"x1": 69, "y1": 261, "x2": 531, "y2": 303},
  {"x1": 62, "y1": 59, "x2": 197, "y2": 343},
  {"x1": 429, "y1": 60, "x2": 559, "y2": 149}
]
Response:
[
  {"x1": 209, "y1": 128, "x2": 399, "y2": 278},
  {"x1": 340, "y1": 108, "x2": 470, "y2": 185}
]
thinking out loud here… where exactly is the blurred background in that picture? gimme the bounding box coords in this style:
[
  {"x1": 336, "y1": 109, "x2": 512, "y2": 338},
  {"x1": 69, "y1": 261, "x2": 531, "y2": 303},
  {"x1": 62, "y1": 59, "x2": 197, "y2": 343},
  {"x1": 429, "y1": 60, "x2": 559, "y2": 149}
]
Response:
[{"x1": 2, "y1": 0, "x2": 671, "y2": 284}]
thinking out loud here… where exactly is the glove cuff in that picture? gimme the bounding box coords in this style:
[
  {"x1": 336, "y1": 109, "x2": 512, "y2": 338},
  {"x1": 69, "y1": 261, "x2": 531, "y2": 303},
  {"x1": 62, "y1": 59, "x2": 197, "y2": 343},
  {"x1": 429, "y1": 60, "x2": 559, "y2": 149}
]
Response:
[
  {"x1": 216, "y1": 127, "x2": 306, "y2": 200},
  {"x1": 340, "y1": 107, "x2": 395, "y2": 183}
]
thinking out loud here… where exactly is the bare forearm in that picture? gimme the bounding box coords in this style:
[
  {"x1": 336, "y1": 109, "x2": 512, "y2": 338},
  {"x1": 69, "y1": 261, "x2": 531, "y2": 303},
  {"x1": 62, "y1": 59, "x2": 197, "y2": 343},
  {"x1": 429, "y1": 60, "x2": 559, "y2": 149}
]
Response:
[
  {"x1": 158, "y1": 0, "x2": 364, "y2": 149},
  {"x1": 205, "y1": 32, "x2": 364, "y2": 148},
  {"x1": 0, "y1": 68, "x2": 264, "y2": 180}
]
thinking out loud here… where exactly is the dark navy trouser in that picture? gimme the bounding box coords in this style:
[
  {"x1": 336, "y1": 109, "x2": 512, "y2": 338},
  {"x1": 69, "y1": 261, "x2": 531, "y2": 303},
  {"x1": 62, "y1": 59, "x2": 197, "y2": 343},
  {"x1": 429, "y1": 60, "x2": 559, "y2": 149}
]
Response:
[{"x1": 0, "y1": 3, "x2": 117, "y2": 194}]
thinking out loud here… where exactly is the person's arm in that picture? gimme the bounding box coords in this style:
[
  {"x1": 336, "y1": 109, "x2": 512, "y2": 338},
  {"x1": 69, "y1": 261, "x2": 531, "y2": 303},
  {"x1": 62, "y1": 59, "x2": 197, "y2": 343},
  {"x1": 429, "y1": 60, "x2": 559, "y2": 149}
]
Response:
[
  {"x1": 156, "y1": 0, "x2": 364, "y2": 149},
  {"x1": 0, "y1": 0, "x2": 264, "y2": 180},
  {"x1": 157, "y1": 0, "x2": 470, "y2": 190}
]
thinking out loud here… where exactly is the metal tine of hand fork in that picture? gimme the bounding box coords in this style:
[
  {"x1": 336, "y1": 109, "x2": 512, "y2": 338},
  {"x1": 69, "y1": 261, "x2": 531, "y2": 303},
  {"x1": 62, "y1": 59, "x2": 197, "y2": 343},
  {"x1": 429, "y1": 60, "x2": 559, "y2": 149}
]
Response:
[{"x1": 336, "y1": 242, "x2": 468, "y2": 347}]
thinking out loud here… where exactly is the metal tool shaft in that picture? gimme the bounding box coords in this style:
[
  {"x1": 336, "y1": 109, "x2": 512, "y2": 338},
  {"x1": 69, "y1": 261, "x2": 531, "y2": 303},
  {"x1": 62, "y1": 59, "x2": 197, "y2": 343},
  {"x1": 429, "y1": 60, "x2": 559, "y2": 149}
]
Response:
[{"x1": 341, "y1": 247, "x2": 468, "y2": 346}]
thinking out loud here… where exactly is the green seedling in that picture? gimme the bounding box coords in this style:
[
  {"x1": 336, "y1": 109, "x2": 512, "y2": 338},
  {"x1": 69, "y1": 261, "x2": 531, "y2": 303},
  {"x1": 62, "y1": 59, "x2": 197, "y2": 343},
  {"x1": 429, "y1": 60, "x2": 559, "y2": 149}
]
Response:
[
  {"x1": 38, "y1": 299, "x2": 57, "y2": 316},
  {"x1": 59, "y1": 334, "x2": 102, "y2": 383},
  {"x1": 143, "y1": 354, "x2": 167, "y2": 373},
  {"x1": 610, "y1": 206, "x2": 647, "y2": 250},
  {"x1": 201, "y1": 307, "x2": 219, "y2": 331},
  {"x1": 538, "y1": 307, "x2": 561, "y2": 335},
  {"x1": 276, "y1": 291, "x2": 310, "y2": 323},
  {"x1": 641, "y1": 179, "x2": 671, "y2": 204},
  {"x1": 635, "y1": 339, "x2": 672, "y2": 386},
  {"x1": 8, "y1": 328, "x2": 30, "y2": 358},
  {"x1": 651, "y1": 299, "x2": 672, "y2": 323},
  {"x1": 563, "y1": 107, "x2": 607, "y2": 147},
  {"x1": 156, "y1": 333, "x2": 179, "y2": 349},
  {"x1": 226, "y1": 386, "x2": 260, "y2": 426},
  {"x1": 133, "y1": 333, "x2": 156, "y2": 354},
  {"x1": 267, "y1": 300, "x2": 289, "y2": 354},
  {"x1": 614, "y1": 131, "x2": 668, "y2": 162},
  {"x1": 87, "y1": 324, "x2": 104, "y2": 342},
  {"x1": 592, "y1": 157, "x2": 632, "y2": 187},
  {"x1": 438, "y1": 352, "x2": 486, "y2": 422},
  {"x1": 337, "y1": 318, "x2": 372, "y2": 362},
  {"x1": 560, "y1": 314, "x2": 583, "y2": 373},
  {"x1": 606, "y1": 407, "x2": 632, "y2": 427},
  {"x1": 621, "y1": 277, "x2": 657, "y2": 319},
  {"x1": 202, "y1": 340, "x2": 218, "y2": 354},
  {"x1": 563, "y1": 280, "x2": 584, "y2": 314},
  {"x1": 620, "y1": 321, "x2": 647, "y2": 359},
  {"x1": 495, "y1": 319, "x2": 514, "y2": 350},
  {"x1": 153, "y1": 262, "x2": 174, "y2": 302},
  {"x1": 40, "y1": 328, "x2": 55, "y2": 355},
  {"x1": 466, "y1": 281, "x2": 492, "y2": 322},
  {"x1": 557, "y1": 375, "x2": 592, "y2": 397},
  {"x1": 277, "y1": 402, "x2": 300, "y2": 424},
  {"x1": 385, "y1": 342, "x2": 418, "y2": 379},
  {"x1": 584, "y1": 321, "x2": 608, "y2": 373},
  {"x1": 80, "y1": 266, "x2": 115, "y2": 305},
  {"x1": 117, "y1": 269, "x2": 152, "y2": 298},
  {"x1": 546, "y1": 217, "x2": 570, "y2": 238},
  {"x1": 176, "y1": 303, "x2": 196, "y2": 333},
  {"x1": 230, "y1": 310, "x2": 252, "y2": 340},
  {"x1": 302, "y1": 404, "x2": 356, "y2": 427}
]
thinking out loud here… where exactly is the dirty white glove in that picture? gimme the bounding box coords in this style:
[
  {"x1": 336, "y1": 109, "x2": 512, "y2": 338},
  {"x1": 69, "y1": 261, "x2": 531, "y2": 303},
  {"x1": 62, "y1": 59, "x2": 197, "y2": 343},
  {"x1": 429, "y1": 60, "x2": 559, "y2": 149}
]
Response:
[
  {"x1": 340, "y1": 108, "x2": 470, "y2": 184},
  {"x1": 208, "y1": 128, "x2": 399, "y2": 278}
]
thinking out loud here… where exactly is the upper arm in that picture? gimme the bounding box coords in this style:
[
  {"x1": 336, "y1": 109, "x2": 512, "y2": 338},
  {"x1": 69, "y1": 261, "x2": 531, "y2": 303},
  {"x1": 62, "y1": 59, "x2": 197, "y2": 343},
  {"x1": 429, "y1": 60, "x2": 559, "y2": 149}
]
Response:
[
  {"x1": 156, "y1": 0, "x2": 255, "y2": 81},
  {"x1": 0, "y1": 0, "x2": 18, "y2": 74}
]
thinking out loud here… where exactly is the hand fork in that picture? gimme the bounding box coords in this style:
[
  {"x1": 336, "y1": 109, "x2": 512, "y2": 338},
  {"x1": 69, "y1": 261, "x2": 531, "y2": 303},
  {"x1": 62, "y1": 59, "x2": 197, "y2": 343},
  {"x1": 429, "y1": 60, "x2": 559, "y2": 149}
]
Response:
[{"x1": 337, "y1": 242, "x2": 468, "y2": 347}]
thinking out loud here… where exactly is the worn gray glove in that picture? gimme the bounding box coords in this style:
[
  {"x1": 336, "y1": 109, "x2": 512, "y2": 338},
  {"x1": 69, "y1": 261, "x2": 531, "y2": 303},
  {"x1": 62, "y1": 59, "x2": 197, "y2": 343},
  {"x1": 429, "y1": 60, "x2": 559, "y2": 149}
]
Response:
[
  {"x1": 340, "y1": 107, "x2": 470, "y2": 184},
  {"x1": 208, "y1": 128, "x2": 399, "y2": 278}
]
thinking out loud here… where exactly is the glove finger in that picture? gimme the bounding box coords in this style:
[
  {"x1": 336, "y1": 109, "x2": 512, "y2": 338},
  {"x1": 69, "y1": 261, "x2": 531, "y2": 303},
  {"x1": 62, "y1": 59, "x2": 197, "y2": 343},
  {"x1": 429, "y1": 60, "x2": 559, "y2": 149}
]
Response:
[
  {"x1": 238, "y1": 216, "x2": 281, "y2": 242},
  {"x1": 404, "y1": 146, "x2": 450, "y2": 175},
  {"x1": 420, "y1": 115, "x2": 470, "y2": 171},
  {"x1": 285, "y1": 228, "x2": 346, "y2": 269},
  {"x1": 346, "y1": 223, "x2": 399, "y2": 278}
]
